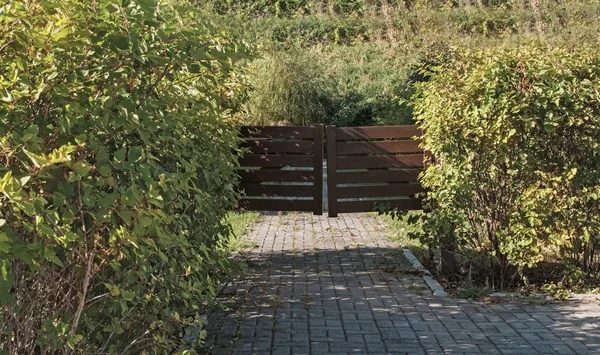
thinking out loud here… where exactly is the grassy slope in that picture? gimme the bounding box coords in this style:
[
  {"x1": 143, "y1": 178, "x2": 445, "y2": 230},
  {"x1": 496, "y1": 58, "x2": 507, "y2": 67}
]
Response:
[{"x1": 206, "y1": 1, "x2": 600, "y2": 127}]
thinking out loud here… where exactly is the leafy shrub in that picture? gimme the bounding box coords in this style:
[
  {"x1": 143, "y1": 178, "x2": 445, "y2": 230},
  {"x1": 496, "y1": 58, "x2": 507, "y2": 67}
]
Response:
[
  {"x1": 207, "y1": 0, "x2": 394, "y2": 17},
  {"x1": 330, "y1": 90, "x2": 413, "y2": 127},
  {"x1": 454, "y1": 8, "x2": 520, "y2": 36},
  {"x1": 414, "y1": 44, "x2": 600, "y2": 287},
  {"x1": 314, "y1": 43, "x2": 419, "y2": 126},
  {"x1": 456, "y1": 285, "x2": 490, "y2": 300},
  {"x1": 0, "y1": 0, "x2": 251, "y2": 353},
  {"x1": 244, "y1": 51, "x2": 336, "y2": 125},
  {"x1": 207, "y1": 0, "x2": 313, "y2": 17},
  {"x1": 332, "y1": 0, "x2": 368, "y2": 15},
  {"x1": 326, "y1": 93, "x2": 372, "y2": 126},
  {"x1": 269, "y1": 16, "x2": 372, "y2": 46}
]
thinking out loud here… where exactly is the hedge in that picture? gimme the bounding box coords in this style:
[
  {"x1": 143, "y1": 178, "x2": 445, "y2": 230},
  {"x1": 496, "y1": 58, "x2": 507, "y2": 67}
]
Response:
[
  {"x1": 0, "y1": 0, "x2": 251, "y2": 353},
  {"x1": 414, "y1": 44, "x2": 600, "y2": 287}
]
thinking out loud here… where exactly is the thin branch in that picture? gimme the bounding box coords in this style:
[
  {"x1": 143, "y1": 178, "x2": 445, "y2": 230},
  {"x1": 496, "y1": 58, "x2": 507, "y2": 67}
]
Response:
[
  {"x1": 70, "y1": 251, "x2": 94, "y2": 335},
  {"x1": 136, "y1": 64, "x2": 172, "y2": 110}
]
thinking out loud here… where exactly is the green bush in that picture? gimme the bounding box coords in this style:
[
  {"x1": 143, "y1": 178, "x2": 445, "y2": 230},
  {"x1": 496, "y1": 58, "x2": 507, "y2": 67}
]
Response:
[
  {"x1": 315, "y1": 43, "x2": 418, "y2": 126},
  {"x1": 207, "y1": 0, "x2": 313, "y2": 17},
  {"x1": 269, "y1": 16, "x2": 372, "y2": 46},
  {"x1": 207, "y1": 0, "x2": 383, "y2": 17},
  {"x1": 330, "y1": 91, "x2": 413, "y2": 127},
  {"x1": 0, "y1": 0, "x2": 251, "y2": 353},
  {"x1": 244, "y1": 51, "x2": 336, "y2": 125},
  {"x1": 414, "y1": 44, "x2": 600, "y2": 286},
  {"x1": 244, "y1": 43, "x2": 417, "y2": 127},
  {"x1": 454, "y1": 7, "x2": 520, "y2": 36}
]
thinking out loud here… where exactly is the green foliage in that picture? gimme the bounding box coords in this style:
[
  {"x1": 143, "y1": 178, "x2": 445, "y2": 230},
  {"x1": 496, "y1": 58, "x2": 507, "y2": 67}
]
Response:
[
  {"x1": 244, "y1": 43, "x2": 418, "y2": 127},
  {"x1": 542, "y1": 282, "x2": 570, "y2": 300},
  {"x1": 0, "y1": 0, "x2": 252, "y2": 353},
  {"x1": 269, "y1": 16, "x2": 372, "y2": 46},
  {"x1": 414, "y1": 43, "x2": 600, "y2": 287},
  {"x1": 453, "y1": 7, "x2": 521, "y2": 36},
  {"x1": 379, "y1": 211, "x2": 424, "y2": 249},
  {"x1": 456, "y1": 285, "x2": 490, "y2": 300},
  {"x1": 244, "y1": 51, "x2": 336, "y2": 125},
  {"x1": 317, "y1": 43, "x2": 416, "y2": 126},
  {"x1": 207, "y1": 0, "x2": 313, "y2": 17},
  {"x1": 207, "y1": 0, "x2": 376, "y2": 17},
  {"x1": 224, "y1": 211, "x2": 260, "y2": 253},
  {"x1": 204, "y1": 0, "x2": 600, "y2": 127}
]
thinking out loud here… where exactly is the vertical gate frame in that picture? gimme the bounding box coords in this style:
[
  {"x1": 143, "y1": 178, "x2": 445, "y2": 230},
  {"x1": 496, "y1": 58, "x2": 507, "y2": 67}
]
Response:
[
  {"x1": 326, "y1": 126, "x2": 338, "y2": 218},
  {"x1": 313, "y1": 123, "x2": 324, "y2": 215}
]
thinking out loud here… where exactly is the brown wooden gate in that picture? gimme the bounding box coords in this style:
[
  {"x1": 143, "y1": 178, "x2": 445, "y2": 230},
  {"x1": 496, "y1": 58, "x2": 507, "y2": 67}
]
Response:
[
  {"x1": 326, "y1": 125, "x2": 425, "y2": 217},
  {"x1": 237, "y1": 124, "x2": 323, "y2": 215}
]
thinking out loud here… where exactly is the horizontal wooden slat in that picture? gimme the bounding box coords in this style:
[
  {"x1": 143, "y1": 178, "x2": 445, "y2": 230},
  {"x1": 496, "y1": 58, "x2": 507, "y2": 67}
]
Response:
[
  {"x1": 240, "y1": 155, "x2": 313, "y2": 168},
  {"x1": 336, "y1": 140, "x2": 422, "y2": 155},
  {"x1": 337, "y1": 198, "x2": 423, "y2": 213},
  {"x1": 336, "y1": 126, "x2": 421, "y2": 141},
  {"x1": 337, "y1": 169, "x2": 422, "y2": 184},
  {"x1": 240, "y1": 183, "x2": 313, "y2": 197},
  {"x1": 337, "y1": 184, "x2": 423, "y2": 198},
  {"x1": 337, "y1": 154, "x2": 424, "y2": 169},
  {"x1": 238, "y1": 170, "x2": 315, "y2": 183},
  {"x1": 241, "y1": 140, "x2": 314, "y2": 154},
  {"x1": 238, "y1": 198, "x2": 314, "y2": 212},
  {"x1": 240, "y1": 126, "x2": 315, "y2": 139}
]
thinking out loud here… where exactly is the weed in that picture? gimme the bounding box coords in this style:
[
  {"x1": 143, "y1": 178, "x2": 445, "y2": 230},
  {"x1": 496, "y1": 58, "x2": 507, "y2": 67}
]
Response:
[{"x1": 457, "y1": 286, "x2": 490, "y2": 300}]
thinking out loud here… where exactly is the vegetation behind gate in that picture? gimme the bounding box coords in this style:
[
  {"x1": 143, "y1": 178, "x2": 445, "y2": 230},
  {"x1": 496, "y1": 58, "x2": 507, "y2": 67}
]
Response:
[{"x1": 201, "y1": 0, "x2": 600, "y2": 127}]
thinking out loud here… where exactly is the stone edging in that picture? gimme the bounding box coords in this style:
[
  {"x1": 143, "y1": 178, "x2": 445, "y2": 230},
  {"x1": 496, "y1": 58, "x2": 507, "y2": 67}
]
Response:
[{"x1": 402, "y1": 248, "x2": 448, "y2": 297}]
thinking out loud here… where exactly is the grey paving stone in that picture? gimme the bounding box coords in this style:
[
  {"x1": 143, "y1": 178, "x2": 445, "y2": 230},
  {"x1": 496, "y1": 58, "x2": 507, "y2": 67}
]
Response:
[{"x1": 203, "y1": 212, "x2": 600, "y2": 355}]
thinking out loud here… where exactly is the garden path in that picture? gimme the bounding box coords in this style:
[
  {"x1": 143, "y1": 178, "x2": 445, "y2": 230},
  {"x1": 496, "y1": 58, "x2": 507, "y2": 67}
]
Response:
[{"x1": 205, "y1": 212, "x2": 600, "y2": 355}]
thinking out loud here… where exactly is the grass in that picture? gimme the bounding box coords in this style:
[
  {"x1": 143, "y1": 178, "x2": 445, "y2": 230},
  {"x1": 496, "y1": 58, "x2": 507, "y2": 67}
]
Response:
[
  {"x1": 224, "y1": 211, "x2": 260, "y2": 254},
  {"x1": 456, "y1": 285, "x2": 491, "y2": 300},
  {"x1": 378, "y1": 211, "x2": 423, "y2": 250},
  {"x1": 377, "y1": 210, "x2": 439, "y2": 272}
]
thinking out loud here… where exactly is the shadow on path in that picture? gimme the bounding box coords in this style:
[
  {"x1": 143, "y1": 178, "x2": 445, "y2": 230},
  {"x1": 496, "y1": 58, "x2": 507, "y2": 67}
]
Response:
[{"x1": 205, "y1": 213, "x2": 600, "y2": 355}]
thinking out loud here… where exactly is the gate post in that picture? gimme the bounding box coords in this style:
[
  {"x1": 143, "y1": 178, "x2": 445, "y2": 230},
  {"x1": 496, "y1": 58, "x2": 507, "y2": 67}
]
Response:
[
  {"x1": 313, "y1": 124, "x2": 323, "y2": 215},
  {"x1": 326, "y1": 126, "x2": 337, "y2": 217}
]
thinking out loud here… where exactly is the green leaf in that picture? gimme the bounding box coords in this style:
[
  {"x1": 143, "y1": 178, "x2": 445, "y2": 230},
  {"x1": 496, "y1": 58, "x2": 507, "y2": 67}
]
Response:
[
  {"x1": 23, "y1": 149, "x2": 49, "y2": 168},
  {"x1": 122, "y1": 290, "x2": 135, "y2": 301},
  {"x1": 19, "y1": 176, "x2": 31, "y2": 187},
  {"x1": 138, "y1": 0, "x2": 157, "y2": 13},
  {"x1": 73, "y1": 161, "x2": 92, "y2": 177},
  {"x1": 118, "y1": 209, "x2": 133, "y2": 225},
  {"x1": 112, "y1": 35, "x2": 130, "y2": 50},
  {"x1": 139, "y1": 216, "x2": 152, "y2": 227},
  {"x1": 53, "y1": 28, "x2": 70, "y2": 40},
  {"x1": 105, "y1": 283, "x2": 120, "y2": 296},
  {"x1": 98, "y1": 164, "x2": 112, "y2": 177},
  {"x1": 0, "y1": 242, "x2": 10, "y2": 253},
  {"x1": 114, "y1": 148, "x2": 127, "y2": 162},
  {"x1": 127, "y1": 146, "x2": 143, "y2": 162},
  {"x1": 0, "y1": 259, "x2": 15, "y2": 305},
  {"x1": 67, "y1": 334, "x2": 83, "y2": 349}
]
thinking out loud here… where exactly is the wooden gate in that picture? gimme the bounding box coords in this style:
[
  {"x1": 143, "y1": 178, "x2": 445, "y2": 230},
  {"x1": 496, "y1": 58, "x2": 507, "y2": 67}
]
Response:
[
  {"x1": 237, "y1": 124, "x2": 323, "y2": 215},
  {"x1": 326, "y1": 125, "x2": 425, "y2": 217}
]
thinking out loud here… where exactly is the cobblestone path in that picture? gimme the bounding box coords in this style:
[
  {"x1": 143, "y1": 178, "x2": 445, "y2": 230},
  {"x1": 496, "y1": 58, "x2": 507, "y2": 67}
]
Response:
[{"x1": 205, "y1": 213, "x2": 600, "y2": 355}]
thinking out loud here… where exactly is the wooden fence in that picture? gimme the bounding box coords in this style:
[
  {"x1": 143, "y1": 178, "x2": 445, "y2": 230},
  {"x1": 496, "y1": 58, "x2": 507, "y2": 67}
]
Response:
[
  {"x1": 326, "y1": 125, "x2": 425, "y2": 217},
  {"x1": 237, "y1": 124, "x2": 323, "y2": 215}
]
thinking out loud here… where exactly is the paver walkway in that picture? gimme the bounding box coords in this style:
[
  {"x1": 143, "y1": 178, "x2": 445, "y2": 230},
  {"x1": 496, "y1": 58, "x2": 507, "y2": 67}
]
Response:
[{"x1": 205, "y1": 213, "x2": 600, "y2": 354}]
